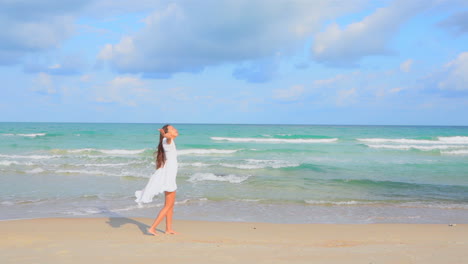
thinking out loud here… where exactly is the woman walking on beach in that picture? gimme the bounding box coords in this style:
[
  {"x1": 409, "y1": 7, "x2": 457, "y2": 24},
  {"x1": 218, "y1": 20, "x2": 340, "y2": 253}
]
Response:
[{"x1": 135, "y1": 124, "x2": 179, "y2": 235}]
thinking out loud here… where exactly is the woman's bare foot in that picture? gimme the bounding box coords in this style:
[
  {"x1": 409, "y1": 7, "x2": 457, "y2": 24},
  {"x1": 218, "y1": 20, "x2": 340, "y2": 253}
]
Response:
[
  {"x1": 148, "y1": 228, "x2": 158, "y2": 236},
  {"x1": 165, "y1": 230, "x2": 179, "y2": 235}
]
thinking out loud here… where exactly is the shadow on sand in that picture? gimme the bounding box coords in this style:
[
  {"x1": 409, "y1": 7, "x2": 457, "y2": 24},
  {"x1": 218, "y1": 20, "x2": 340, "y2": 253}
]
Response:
[{"x1": 97, "y1": 206, "x2": 161, "y2": 236}]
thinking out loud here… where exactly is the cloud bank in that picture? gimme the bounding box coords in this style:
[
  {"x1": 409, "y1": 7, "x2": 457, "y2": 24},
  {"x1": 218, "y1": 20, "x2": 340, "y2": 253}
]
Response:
[
  {"x1": 311, "y1": 0, "x2": 432, "y2": 66},
  {"x1": 0, "y1": 0, "x2": 91, "y2": 65},
  {"x1": 98, "y1": 0, "x2": 366, "y2": 79}
]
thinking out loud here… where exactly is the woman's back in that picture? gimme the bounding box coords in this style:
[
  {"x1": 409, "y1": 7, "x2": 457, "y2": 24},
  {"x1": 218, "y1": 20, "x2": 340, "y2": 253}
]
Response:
[{"x1": 162, "y1": 138, "x2": 177, "y2": 163}]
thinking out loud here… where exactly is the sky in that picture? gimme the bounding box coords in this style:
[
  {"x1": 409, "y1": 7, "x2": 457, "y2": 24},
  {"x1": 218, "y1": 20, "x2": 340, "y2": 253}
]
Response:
[{"x1": 1, "y1": 0, "x2": 467, "y2": 125}]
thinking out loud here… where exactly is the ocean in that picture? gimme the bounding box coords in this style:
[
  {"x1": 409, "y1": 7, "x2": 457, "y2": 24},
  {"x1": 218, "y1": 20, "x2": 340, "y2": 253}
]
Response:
[{"x1": 1, "y1": 122, "x2": 467, "y2": 223}]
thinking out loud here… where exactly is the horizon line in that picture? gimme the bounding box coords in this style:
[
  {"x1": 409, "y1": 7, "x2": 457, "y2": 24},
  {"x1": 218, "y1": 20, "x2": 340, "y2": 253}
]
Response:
[{"x1": 0, "y1": 121, "x2": 467, "y2": 127}]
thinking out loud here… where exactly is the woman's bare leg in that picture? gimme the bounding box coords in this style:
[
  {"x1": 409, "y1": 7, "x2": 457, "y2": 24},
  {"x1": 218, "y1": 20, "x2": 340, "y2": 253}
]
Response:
[
  {"x1": 148, "y1": 191, "x2": 176, "y2": 235},
  {"x1": 165, "y1": 192, "x2": 178, "y2": 234}
]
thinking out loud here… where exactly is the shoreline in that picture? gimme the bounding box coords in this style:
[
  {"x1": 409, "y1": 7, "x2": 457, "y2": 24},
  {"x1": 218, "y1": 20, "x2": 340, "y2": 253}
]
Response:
[
  {"x1": 3, "y1": 198, "x2": 467, "y2": 224},
  {"x1": 1, "y1": 217, "x2": 466, "y2": 263}
]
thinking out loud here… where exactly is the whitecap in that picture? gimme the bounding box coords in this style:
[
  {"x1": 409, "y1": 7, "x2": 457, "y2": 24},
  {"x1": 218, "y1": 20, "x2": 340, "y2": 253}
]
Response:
[
  {"x1": 26, "y1": 168, "x2": 45, "y2": 174},
  {"x1": 1, "y1": 133, "x2": 46, "y2": 137},
  {"x1": 234, "y1": 198, "x2": 263, "y2": 202},
  {"x1": 188, "y1": 173, "x2": 250, "y2": 183},
  {"x1": 56, "y1": 169, "x2": 110, "y2": 175},
  {"x1": 438, "y1": 136, "x2": 468, "y2": 144},
  {"x1": 63, "y1": 208, "x2": 104, "y2": 216},
  {"x1": 366, "y1": 144, "x2": 464, "y2": 151},
  {"x1": 54, "y1": 169, "x2": 147, "y2": 178},
  {"x1": 305, "y1": 200, "x2": 376, "y2": 205},
  {"x1": 396, "y1": 202, "x2": 468, "y2": 210},
  {"x1": 66, "y1": 148, "x2": 147, "y2": 155},
  {"x1": 441, "y1": 149, "x2": 468, "y2": 155},
  {"x1": 220, "y1": 159, "x2": 300, "y2": 169},
  {"x1": 211, "y1": 137, "x2": 338, "y2": 143},
  {"x1": 358, "y1": 138, "x2": 438, "y2": 144},
  {"x1": 178, "y1": 149, "x2": 238, "y2": 155},
  {"x1": 0, "y1": 161, "x2": 20, "y2": 166},
  {"x1": 178, "y1": 162, "x2": 211, "y2": 167},
  {"x1": 18, "y1": 133, "x2": 46, "y2": 137},
  {"x1": 98, "y1": 149, "x2": 147, "y2": 155},
  {"x1": 82, "y1": 162, "x2": 140, "y2": 167},
  {"x1": 0, "y1": 154, "x2": 59, "y2": 159},
  {"x1": 358, "y1": 136, "x2": 468, "y2": 145}
]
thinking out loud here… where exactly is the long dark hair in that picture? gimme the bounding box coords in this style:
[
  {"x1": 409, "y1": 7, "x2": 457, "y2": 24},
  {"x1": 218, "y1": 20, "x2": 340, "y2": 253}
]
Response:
[{"x1": 156, "y1": 124, "x2": 170, "y2": 169}]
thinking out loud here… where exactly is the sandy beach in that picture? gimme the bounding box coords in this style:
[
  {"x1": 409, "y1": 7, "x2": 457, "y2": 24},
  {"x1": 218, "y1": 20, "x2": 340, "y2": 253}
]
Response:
[{"x1": 1, "y1": 217, "x2": 466, "y2": 264}]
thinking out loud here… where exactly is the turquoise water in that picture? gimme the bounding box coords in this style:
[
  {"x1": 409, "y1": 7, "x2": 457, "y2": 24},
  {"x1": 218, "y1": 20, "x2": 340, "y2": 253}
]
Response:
[{"x1": 1, "y1": 122, "x2": 467, "y2": 223}]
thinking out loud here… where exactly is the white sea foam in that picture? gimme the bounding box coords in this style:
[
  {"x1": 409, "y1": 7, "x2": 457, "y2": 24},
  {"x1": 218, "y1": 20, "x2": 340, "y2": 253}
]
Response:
[
  {"x1": 305, "y1": 200, "x2": 468, "y2": 209},
  {"x1": 361, "y1": 136, "x2": 468, "y2": 153},
  {"x1": 398, "y1": 202, "x2": 468, "y2": 210},
  {"x1": 188, "y1": 173, "x2": 250, "y2": 183},
  {"x1": 26, "y1": 168, "x2": 45, "y2": 174},
  {"x1": 366, "y1": 144, "x2": 465, "y2": 151},
  {"x1": 56, "y1": 169, "x2": 111, "y2": 176},
  {"x1": 305, "y1": 200, "x2": 377, "y2": 205},
  {"x1": 67, "y1": 148, "x2": 95, "y2": 153},
  {"x1": 19, "y1": 133, "x2": 46, "y2": 137},
  {"x1": 178, "y1": 149, "x2": 238, "y2": 155},
  {"x1": 1, "y1": 199, "x2": 46, "y2": 206},
  {"x1": 0, "y1": 154, "x2": 59, "y2": 159},
  {"x1": 438, "y1": 136, "x2": 468, "y2": 144},
  {"x1": 98, "y1": 149, "x2": 146, "y2": 155},
  {"x1": 54, "y1": 169, "x2": 146, "y2": 178},
  {"x1": 220, "y1": 159, "x2": 300, "y2": 169},
  {"x1": 66, "y1": 148, "x2": 147, "y2": 155},
  {"x1": 1, "y1": 133, "x2": 46, "y2": 137},
  {"x1": 367, "y1": 216, "x2": 422, "y2": 220},
  {"x1": 0, "y1": 161, "x2": 20, "y2": 166},
  {"x1": 179, "y1": 162, "x2": 211, "y2": 167},
  {"x1": 358, "y1": 136, "x2": 468, "y2": 145},
  {"x1": 83, "y1": 162, "x2": 140, "y2": 167},
  {"x1": 63, "y1": 208, "x2": 104, "y2": 216},
  {"x1": 211, "y1": 137, "x2": 338, "y2": 143},
  {"x1": 239, "y1": 199, "x2": 263, "y2": 202},
  {"x1": 441, "y1": 149, "x2": 468, "y2": 155}
]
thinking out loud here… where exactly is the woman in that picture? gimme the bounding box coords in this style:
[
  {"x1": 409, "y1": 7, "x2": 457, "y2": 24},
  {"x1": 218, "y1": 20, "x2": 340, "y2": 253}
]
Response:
[{"x1": 135, "y1": 124, "x2": 179, "y2": 235}]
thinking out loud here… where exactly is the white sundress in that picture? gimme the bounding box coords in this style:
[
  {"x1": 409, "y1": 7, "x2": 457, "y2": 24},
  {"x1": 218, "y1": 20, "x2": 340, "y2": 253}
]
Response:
[{"x1": 135, "y1": 138, "x2": 178, "y2": 204}]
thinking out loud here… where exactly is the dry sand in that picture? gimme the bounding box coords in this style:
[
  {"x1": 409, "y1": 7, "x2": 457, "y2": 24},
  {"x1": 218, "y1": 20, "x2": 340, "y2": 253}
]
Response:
[{"x1": 1, "y1": 217, "x2": 466, "y2": 264}]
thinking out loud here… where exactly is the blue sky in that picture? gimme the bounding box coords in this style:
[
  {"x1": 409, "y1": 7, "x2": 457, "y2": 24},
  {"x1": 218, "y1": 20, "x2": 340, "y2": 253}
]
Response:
[{"x1": 1, "y1": 0, "x2": 467, "y2": 125}]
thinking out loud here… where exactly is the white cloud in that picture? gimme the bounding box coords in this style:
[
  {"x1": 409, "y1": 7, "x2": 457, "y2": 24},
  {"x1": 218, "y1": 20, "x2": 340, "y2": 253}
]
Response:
[
  {"x1": 273, "y1": 85, "x2": 305, "y2": 102},
  {"x1": 310, "y1": 68, "x2": 411, "y2": 106},
  {"x1": 390, "y1": 87, "x2": 403, "y2": 93},
  {"x1": 83, "y1": 0, "x2": 163, "y2": 17},
  {"x1": 312, "y1": 0, "x2": 432, "y2": 66},
  {"x1": 166, "y1": 87, "x2": 191, "y2": 101},
  {"x1": 0, "y1": 0, "x2": 90, "y2": 65},
  {"x1": 313, "y1": 73, "x2": 351, "y2": 86},
  {"x1": 24, "y1": 54, "x2": 86, "y2": 75},
  {"x1": 93, "y1": 76, "x2": 151, "y2": 106},
  {"x1": 400, "y1": 59, "x2": 414, "y2": 73},
  {"x1": 32, "y1": 73, "x2": 56, "y2": 95},
  {"x1": 98, "y1": 0, "x2": 367, "y2": 77},
  {"x1": 438, "y1": 52, "x2": 468, "y2": 91},
  {"x1": 80, "y1": 74, "x2": 92, "y2": 82},
  {"x1": 438, "y1": 10, "x2": 468, "y2": 36},
  {"x1": 336, "y1": 88, "x2": 357, "y2": 106}
]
